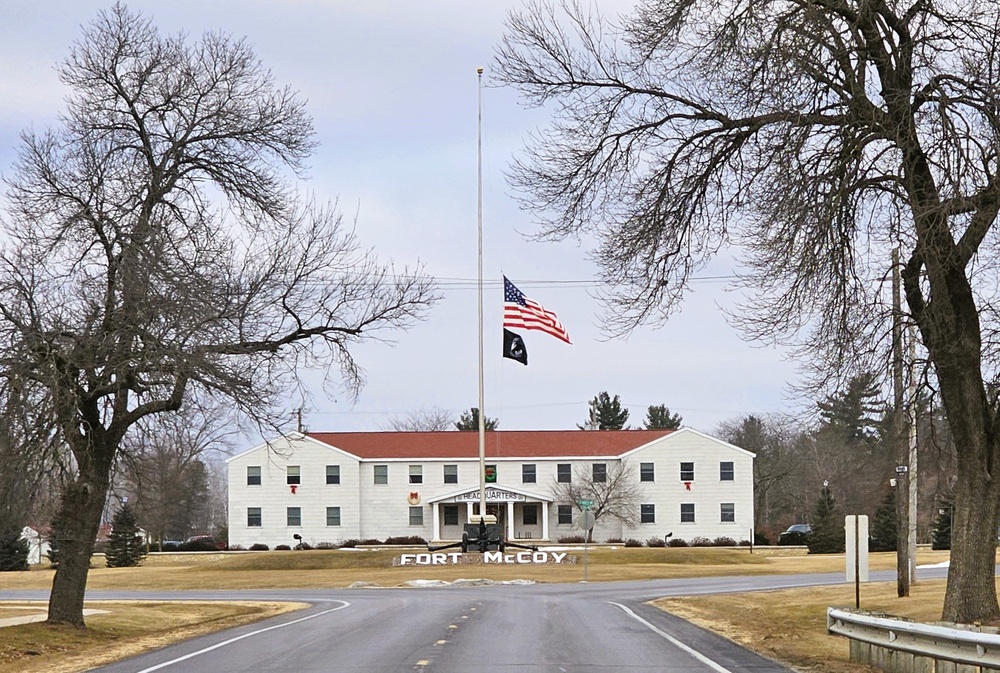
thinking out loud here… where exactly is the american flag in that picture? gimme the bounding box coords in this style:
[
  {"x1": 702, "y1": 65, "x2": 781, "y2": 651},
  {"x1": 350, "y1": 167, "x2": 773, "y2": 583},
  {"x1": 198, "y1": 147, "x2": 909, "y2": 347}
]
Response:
[{"x1": 503, "y1": 276, "x2": 571, "y2": 344}]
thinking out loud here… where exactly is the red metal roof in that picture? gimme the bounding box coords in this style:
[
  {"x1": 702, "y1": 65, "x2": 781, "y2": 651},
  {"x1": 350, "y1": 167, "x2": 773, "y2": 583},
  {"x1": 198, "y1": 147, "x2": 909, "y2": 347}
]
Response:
[{"x1": 305, "y1": 429, "x2": 674, "y2": 460}]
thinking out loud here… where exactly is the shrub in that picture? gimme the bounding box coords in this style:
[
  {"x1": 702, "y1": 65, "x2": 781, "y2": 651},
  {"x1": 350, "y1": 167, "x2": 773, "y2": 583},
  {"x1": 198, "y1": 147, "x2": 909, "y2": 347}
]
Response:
[
  {"x1": 227, "y1": 544, "x2": 246, "y2": 551},
  {"x1": 605, "y1": 537, "x2": 624, "y2": 544},
  {"x1": 753, "y1": 530, "x2": 771, "y2": 546},
  {"x1": 713, "y1": 537, "x2": 738, "y2": 547},
  {"x1": 384, "y1": 536, "x2": 427, "y2": 545},
  {"x1": 275, "y1": 544, "x2": 291, "y2": 551},
  {"x1": 249, "y1": 543, "x2": 270, "y2": 551},
  {"x1": 646, "y1": 536, "x2": 666, "y2": 548},
  {"x1": 557, "y1": 535, "x2": 586, "y2": 544},
  {"x1": 739, "y1": 539, "x2": 752, "y2": 546},
  {"x1": 690, "y1": 536, "x2": 713, "y2": 547},
  {"x1": 667, "y1": 538, "x2": 689, "y2": 547},
  {"x1": 624, "y1": 538, "x2": 644, "y2": 547},
  {"x1": 0, "y1": 527, "x2": 29, "y2": 571},
  {"x1": 177, "y1": 539, "x2": 220, "y2": 552},
  {"x1": 314, "y1": 542, "x2": 337, "y2": 550},
  {"x1": 339, "y1": 538, "x2": 383, "y2": 547}
]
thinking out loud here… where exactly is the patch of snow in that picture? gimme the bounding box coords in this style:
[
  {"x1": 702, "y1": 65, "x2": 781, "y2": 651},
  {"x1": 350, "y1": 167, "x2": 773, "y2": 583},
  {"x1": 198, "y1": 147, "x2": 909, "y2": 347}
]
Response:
[{"x1": 917, "y1": 561, "x2": 950, "y2": 568}]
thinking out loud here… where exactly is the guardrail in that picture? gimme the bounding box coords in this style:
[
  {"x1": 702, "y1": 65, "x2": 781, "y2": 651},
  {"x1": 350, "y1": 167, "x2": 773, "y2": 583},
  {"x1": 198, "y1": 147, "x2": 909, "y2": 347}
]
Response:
[{"x1": 827, "y1": 607, "x2": 1000, "y2": 672}]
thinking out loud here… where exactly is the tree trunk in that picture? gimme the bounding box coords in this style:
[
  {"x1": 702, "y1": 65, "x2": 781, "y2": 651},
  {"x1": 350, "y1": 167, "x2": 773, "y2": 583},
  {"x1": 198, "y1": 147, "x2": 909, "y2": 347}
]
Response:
[{"x1": 47, "y1": 462, "x2": 110, "y2": 627}]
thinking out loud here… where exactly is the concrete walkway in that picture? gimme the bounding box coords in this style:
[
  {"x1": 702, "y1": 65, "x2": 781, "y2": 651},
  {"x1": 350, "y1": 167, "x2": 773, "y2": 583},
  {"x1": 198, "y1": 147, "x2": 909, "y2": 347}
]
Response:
[{"x1": 0, "y1": 605, "x2": 109, "y2": 627}]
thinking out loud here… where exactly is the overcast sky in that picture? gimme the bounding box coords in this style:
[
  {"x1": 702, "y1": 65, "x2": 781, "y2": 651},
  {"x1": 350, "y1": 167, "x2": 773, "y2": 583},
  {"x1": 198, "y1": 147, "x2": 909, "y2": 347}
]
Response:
[{"x1": 0, "y1": 1, "x2": 804, "y2": 436}]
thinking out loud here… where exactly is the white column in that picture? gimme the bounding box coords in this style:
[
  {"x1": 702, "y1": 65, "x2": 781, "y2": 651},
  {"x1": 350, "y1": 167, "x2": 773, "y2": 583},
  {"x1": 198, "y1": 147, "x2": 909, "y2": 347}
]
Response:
[
  {"x1": 507, "y1": 500, "x2": 515, "y2": 539},
  {"x1": 465, "y1": 501, "x2": 474, "y2": 523},
  {"x1": 432, "y1": 502, "x2": 440, "y2": 541},
  {"x1": 541, "y1": 502, "x2": 549, "y2": 541}
]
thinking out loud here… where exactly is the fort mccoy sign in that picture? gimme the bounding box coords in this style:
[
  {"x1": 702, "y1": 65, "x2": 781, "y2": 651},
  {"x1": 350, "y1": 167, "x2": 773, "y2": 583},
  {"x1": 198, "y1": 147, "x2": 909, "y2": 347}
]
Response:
[{"x1": 395, "y1": 551, "x2": 572, "y2": 566}]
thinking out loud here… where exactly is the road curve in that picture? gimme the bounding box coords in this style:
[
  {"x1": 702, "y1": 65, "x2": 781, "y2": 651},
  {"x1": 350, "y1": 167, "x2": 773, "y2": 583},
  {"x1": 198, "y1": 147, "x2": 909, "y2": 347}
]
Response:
[{"x1": 2, "y1": 567, "x2": 949, "y2": 673}]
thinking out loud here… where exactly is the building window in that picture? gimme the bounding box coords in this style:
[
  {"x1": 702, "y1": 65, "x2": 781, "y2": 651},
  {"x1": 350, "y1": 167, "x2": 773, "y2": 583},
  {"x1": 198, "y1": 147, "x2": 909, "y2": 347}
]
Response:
[
  {"x1": 721, "y1": 503, "x2": 735, "y2": 523},
  {"x1": 720, "y1": 461, "x2": 734, "y2": 481},
  {"x1": 680, "y1": 462, "x2": 695, "y2": 482},
  {"x1": 443, "y1": 464, "x2": 458, "y2": 484},
  {"x1": 523, "y1": 504, "x2": 538, "y2": 525},
  {"x1": 409, "y1": 465, "x2": 423, "y2": 484},
  {"x1": 247, "y1": 507, "x2": 262, "y2": 527},
  {"x1": 681, "y1": 503, "x2": 695, "y2": 523},
  {"x1": 641, "y1": 504, "x2": 656, "y2": 524},
  {"x1": 640, "y1": 462, "x2": 655, "y2": 482},
  {"x1": 326, "y1": 507, "x2": 341, "y2": 526},
  {"x1": 409, "y1": 506, "x2": 424, "y2": 526},
  {"x1": 593, "y1": 463, "x2": 607, "y2": 483},
  {"x1": 374, "y1": 464, "x2": 388, "y2": 485},
  {"x1": 287, "y1": 507, "x2": 301, "y2": 526},
  {"x1": 443, "y1": 505, "x2": 459, "y2": 526},
  {"x1": 326, "y1": 465, "x2": 341, "y2": 485},
  {"x1": 522, "y1": 464, "x2": 537, "y2": 483},
  {"x1": 558, "y1": 505, "x2": 573, "y2": 524},
  {"x1": 557, "y1": 463, "x2": 572, "y2": 483},
  {"x1": 287, "y1": 465, "x2": 301, "y2": 485},
  {"x1": 247, "y1": 466, "x2": 261, "y2": 486}
]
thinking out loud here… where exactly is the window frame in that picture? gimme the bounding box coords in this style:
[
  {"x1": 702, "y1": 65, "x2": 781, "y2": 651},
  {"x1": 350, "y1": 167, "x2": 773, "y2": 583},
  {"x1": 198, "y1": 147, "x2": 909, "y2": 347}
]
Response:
[
  {"x1": 557, "y1": 504, "x2": 573, "y2": 524},
  {"x1": 247, "y1": 507, "x2": 262, "y2": 527},
  {"x1": 557, "y1": 463, "x2": 572, "y2": 483},
  {"x1": 680, "y1": 462, "x2": 695, "y2": 482},
  {"x1": 326, "y1": 506, "x2": 341, "y2": 526},
  {"x1": 522, "y1": 463, "x2": 537, "y2": 484},
  {"x1": 523, "y1": 504, "x2": 538, "y2": 526},
  {"x1": 592, "y1": 463, "x2": 607, "y2": 483},
  {"x1": 443, "y1": 464, "x2": 458, "y2": 484},
  {"x1": 639, "y1": 462, "x2": 655, "y2": 482},
  {"x1": 409, "y1": 506, "x2": 424, "y2": 526},
  {"x1": 408, "y1": 464, "x2": 423, "y2": 485},
  {"x1": 721, "y1": 502, "x2": 735, "y2": 523},
  {"x1": 720, "y1": 461, "x2": 735, "y2": 481},
  {"x1": 286, "y1": 465, "x2": 301, "y2": 485},
  {"x1": 287, "y1": 506, "x2": 301, "y2": 527},
  {"x1": 640, "y1": 503, "x2": 656, "y2": 524},
  {"x1": 373, "y1": 464, "x2": 388, "y2": 485},
  {"x1": 247, "y1": 466, "x2": 261, "y2": 486},
  {"x1": 443, "y1": 504, "x2": 459, "y2": 526},
  {"x1": 680, "y1": 503, "x2": 695, "y2": 523},
  {"x1": 326, "y1": 464, "x2": 341, "y2": 485}
]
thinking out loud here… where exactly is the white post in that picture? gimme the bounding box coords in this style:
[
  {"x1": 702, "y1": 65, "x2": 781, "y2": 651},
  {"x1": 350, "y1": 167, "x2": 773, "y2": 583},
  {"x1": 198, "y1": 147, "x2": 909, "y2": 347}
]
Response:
[
  {"x1": 541, "y1": 502, "x2": 550, "y2": 541},
  {"x1": 507, "y1": 500, "x2": 515, "y2": 539},
  {"x1": 432, "y1": 502, "x2": 441, "y2": 542}
]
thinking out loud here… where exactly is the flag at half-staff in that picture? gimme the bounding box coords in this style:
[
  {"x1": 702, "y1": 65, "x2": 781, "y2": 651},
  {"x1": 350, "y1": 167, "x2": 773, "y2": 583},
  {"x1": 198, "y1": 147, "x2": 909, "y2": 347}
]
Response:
[
  {"x1": 503, "y1": 328, "x2": 528, "y2": 365},
  {"x1": 502, "y1": 276, "x2": 571, "y2": 344}
]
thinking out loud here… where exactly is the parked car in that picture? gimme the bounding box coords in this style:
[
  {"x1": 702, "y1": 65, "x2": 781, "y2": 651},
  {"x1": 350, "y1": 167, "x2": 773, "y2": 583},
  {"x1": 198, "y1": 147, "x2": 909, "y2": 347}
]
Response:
[
  {"x1": 778, "y1": 523, "x2": 813, "y2": 545},
  {"x1": 179, "y1": 535, "x2": 226, "y2": 551}
]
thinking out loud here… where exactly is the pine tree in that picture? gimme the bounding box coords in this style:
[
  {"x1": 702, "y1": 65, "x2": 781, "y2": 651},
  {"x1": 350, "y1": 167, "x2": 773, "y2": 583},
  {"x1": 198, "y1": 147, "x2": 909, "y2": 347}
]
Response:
[
  {"x1": 807, "y1": 484, "x2": 845, "y2": 554},
  {"x1": 932, "y1": 493, "x2": 954, "y2": 551},
  {"x1": 454, "y1": 408, "x2": 498, "y2": 431},
  {"x1": 579, "y1": 392, "x2": 630, "y2": 430},
  {"x1": 0, "y1": 526, "x2": 29, "y2": 571},
  {"x1": 869, "y1": 487, "x2": 897, "y2": 552},
  {"x1": 105, "y1": 502, "x2": 147, "y2": 568},
  {"x1": 644, "y1": 404, "x2": 682, "y2": 429}
]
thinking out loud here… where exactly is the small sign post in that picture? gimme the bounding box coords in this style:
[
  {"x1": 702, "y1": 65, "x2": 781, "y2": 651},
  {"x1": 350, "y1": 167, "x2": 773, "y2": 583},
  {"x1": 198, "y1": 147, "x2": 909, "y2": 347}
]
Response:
[{"x1": 578, "y1": 499, "x2": 594, "y2": 510}]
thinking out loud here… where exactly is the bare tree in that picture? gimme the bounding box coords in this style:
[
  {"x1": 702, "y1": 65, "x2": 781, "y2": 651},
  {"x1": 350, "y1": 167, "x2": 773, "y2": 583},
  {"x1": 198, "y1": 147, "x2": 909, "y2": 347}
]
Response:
[
  {"x1": 382, "y1": 406, "x2": 456, "y2": 432},
  {"x1": 497, "y1": 0, "x2": 1000, "y2": 622},
  {"x1": 550, "y1": 462, "x2": 640, "y2": 541},
  {"x1": 0, "y1": 5, "x2": 436, "y2": 626}
]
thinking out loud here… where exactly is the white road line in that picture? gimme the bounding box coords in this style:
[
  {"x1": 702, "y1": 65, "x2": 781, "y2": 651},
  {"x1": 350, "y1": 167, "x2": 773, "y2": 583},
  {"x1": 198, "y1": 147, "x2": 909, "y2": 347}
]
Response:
[
  {"x1": 609, "y1": 602, "x2": 736, "y2": 673},
  {"x1": 134, "y1": 601, "x2": 351, "y2": 673}
]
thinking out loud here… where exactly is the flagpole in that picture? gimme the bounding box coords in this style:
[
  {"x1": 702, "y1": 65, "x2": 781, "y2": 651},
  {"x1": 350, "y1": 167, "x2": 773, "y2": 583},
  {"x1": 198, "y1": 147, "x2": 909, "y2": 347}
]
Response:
[{"x1": 476, "y1": 67, "x2": 486, "y2": 518}]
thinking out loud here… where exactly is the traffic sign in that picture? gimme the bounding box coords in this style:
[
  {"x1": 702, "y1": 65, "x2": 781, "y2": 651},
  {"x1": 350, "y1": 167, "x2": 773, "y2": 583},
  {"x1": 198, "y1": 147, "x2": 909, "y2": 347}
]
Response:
[
  {"x1": 578, "y1": 511, "x2": 596, "y2": 531},
  {"x1": 578, "y1": 499, "x2": 594, "y2": 509}
]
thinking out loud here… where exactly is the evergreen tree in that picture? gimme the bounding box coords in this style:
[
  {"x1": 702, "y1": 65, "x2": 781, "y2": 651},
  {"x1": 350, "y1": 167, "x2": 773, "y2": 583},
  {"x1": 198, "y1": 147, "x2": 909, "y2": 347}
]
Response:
[
  {"x1": 0, "y1": 526, "x2": 29, "y2": 571},
  {"x1": 105, "y1": 502, "x2": 147, "y2": 568},
  {"x1": 869, "y1": 487, "x2": 897, "y2": 552},
  {"x1": 579, "y1": 392, "x2": 630, "y2": 430},
  {"x1": 454, "y1": 408, "x2": 498, "y2": 431},
  {"x1": 932, "y1": 493, "x2": 954, "y2": 551},
  {"x1": 644, "y1": 404, "x2": 682, "y2": 430},
  {"x1": 807, "y1": 484, "x2": 844, "y2": 554},
  {"x1": 816, "y1": 373, "x2": 883, "y2": 449}
]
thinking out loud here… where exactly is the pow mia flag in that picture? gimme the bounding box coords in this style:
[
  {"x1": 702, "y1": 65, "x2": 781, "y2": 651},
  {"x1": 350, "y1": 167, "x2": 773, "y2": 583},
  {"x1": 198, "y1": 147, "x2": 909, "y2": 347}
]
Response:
[{"x1": 503, "y1": 328, "x2": 528, "y2": 366}]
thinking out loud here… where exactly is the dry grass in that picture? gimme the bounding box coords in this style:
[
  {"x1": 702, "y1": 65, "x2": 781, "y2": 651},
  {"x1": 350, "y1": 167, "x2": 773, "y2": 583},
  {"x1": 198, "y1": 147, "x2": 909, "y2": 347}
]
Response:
[
  {"x1": 0, "y1": 601, "x2": 304, "y2": 673},
  {"x1": 0, "y1": 546, "x2": 961, "y2": 672}
]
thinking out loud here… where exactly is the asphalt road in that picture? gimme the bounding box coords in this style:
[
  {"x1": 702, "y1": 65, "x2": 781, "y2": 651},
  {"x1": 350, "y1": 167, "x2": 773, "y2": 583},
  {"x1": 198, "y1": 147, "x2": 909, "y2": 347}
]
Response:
[{"x1": 1, "y1": 567, "x2": 949, "y2": 673}]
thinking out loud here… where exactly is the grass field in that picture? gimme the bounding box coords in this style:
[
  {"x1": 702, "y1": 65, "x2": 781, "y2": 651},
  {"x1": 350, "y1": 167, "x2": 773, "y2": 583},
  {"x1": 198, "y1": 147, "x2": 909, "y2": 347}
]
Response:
[{"x1": 0, "y1": 545, "x2": 968, "y2": 673}]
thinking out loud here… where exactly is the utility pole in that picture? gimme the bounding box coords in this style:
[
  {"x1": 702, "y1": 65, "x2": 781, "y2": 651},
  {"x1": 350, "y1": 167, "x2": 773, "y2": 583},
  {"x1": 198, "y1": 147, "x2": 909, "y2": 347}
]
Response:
[
  {"x1": 892, "y1": 248, "x2": 910, "y2": 597},
  {"x1": 907, "y1": 323, "x2": 918, "y2": 586}
]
